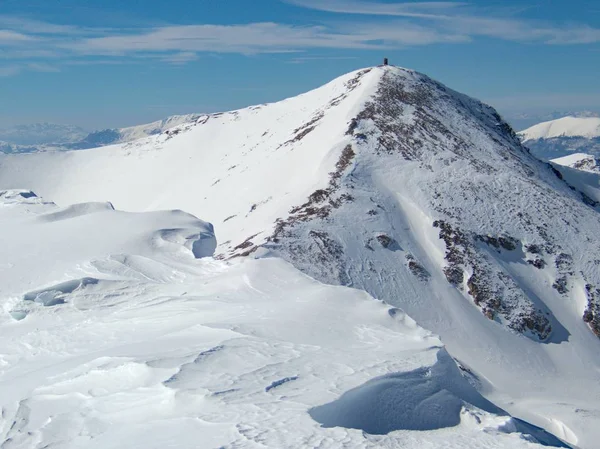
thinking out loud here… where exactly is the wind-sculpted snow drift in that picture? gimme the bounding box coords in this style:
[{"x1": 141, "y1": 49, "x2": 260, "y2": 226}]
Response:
[
  {"x1": 0, "y1": 190, "x2": 563, "y2": 449},
  {"x1": 1, "y1": 66, "x2": 600, "y2": 447}
]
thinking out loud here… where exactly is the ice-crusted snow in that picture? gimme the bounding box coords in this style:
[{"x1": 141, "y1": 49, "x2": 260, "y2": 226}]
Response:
[
  {"x1": 1, "y1": 66, "x2": 599, "y2": 448},
  {"x1": 0, "y1": 190, "x2": 561, "y2": 449}
]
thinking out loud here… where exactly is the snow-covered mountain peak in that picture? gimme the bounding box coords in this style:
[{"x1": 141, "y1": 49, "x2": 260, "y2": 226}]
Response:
[{"x1": 2, "y1": 65, "x2": 600, "y2": 447}]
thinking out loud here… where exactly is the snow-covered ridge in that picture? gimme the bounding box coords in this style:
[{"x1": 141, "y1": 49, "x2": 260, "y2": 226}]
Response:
[
  {"x1": 117, "y1": 114, "x2": 204, "y2": 141},
  {"x1": 0, "y1": 115, "x2": 205, "y2": 153},
  {"x1": 2, "y1": 66, "x2": 600, "y2": 447},
  {"x1": 82, "y1": 113, "x2": 205, "y2": 148},
  {"x1": 519, "y1": 116, "x2": 600, "y2": 140}
]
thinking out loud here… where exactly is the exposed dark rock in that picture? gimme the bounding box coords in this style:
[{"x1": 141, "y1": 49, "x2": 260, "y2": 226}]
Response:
[
  {"x1": 555, "y1": 253, "x2": 573, "y2": 271},
  {"x1": 376, "y1": 234, "x2": 394, "y2": 248},
  {"x1": 444, "y1": 266, "x2": 464, "y2": 286},
  {"x1": 527, "y1": 258, "x2": 546, "y2": 269},
  {"x1": 346, "y1": 118, "x2": 358, "y2": 136},
  {"x1": 332, "y1": 145, "x2": 356, "y2": 181},
  {"x1": 584, "y1": 284, "x2": 600, "y2": 337},
  {"x1": 549, "y1": 164, "x2": 564, "y2": 180},
  {"x1": 525, "y1": 244, "x2": 542, "y2": 255},
  {"x1": 433, "y1": 220, "x2": 468, "y2": 285},
  {"x1": 553, "y1": 276, "x2": 569, "y2": 294},
  {"x1": 233, "y1": 233, "x2": 261, "y2": 252},
  {"x1": 234, "y1": 240, "x2": 254, "y2": 250},
  {"x1": 406, "y1": 254, "x2": 430, "y2": 281},
  {"x1": 476, "y1": 234, "x2": 519, "y2": 251},
  {"x1": 269, "y1": 145, "x2": 357, "y2": 244}
]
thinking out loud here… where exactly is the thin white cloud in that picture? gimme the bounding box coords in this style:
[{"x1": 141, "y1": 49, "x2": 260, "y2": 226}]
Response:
[
  {"x1": 0, "y1": 62, "x2": 58, "y2": 76},
  {"x1": 0, "y1": 29, "x2": 37, "y2": 42},
  {"x1": 0, "y1": 2, "x2": 598, "y2": 77},
  {"x1": 160, "y1": 52, "x2": 199, "y2": 65},
  {"x1": 64, "y1": 22, "x2": 463, "y2": 56},
  {"x1": 0, "y1": 15, "x2": 104, "y2": 36},
  {"x1": 0, "y1": 49, "x2": 62, "y2": 59},
  {"x1": 62, "y1": 23, "x2": 379, "y2": 55},
  {"x1": 284, "y1": 0, "x2": 466, "y2": 19},
  {"x1": 0, "y1": 65, "x2": 21, "y2": 77},
  {"x1": 287, "y1": 55, "x2": 359, "y2": 64},
  {"x1": 286, "y1": 0, "x2": 600, "y2": 45},
  {"x1": 26, "y1": 62, "x2": 60, "y2": 73}
]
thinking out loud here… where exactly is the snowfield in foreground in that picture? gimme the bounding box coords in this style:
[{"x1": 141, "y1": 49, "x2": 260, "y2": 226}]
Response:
[{"x1": 0, "y1": 191, "x2": 564, "y2": 449}]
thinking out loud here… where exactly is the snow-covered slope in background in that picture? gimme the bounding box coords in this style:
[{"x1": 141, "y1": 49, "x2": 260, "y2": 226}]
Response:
[
  {"x1": 0, "y1": 190, "x2": 564, "y2": 449},
  {"x1": 117, "y1": 114, "x2": 204, "y2": 142},
  {"x1": 519, "y1": 117, "x2": 600, "y2": 160},
  {"x1": 505, "y1": 111, "x2": 599, "y2": 132},
  {"x1": 80, "y1": 114, "x2": 204, "y2": 149},
  {"x1": 1, "y1": 66, "x2": 600, "y2": 447},
  {"x1": 551, "y1": 153, "x2": 600, "y2": 173},
  {"x1": 520, "y1": 117, "x2": 600, "y2": 140},
  {"x1": 0, "y1": 115, "x2": 204, "y2": 154},
  {"x1": 549, "y1": 155, "x2": 600, "y2": 213}
]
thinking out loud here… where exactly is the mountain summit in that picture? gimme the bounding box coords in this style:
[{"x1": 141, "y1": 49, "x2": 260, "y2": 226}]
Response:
[{"x1": 1, "y1": 65, "x2": 600, "y2": 447}]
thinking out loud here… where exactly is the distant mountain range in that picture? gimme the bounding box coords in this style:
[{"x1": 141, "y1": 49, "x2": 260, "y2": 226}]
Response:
[
  {"x1": 518, "y1": 116, "x2": 600, "y2": 160},
  {"x1": 0, "y1": 114, "x2": 204, "y2": 154},
  {"x1": 0, "y1": 123, "x2": 88, "y2": 146}
]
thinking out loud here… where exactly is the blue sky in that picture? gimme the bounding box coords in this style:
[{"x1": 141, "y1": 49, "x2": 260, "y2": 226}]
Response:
[{"x1": 1, "y1": 0, "x2": 599, "y2": 130}]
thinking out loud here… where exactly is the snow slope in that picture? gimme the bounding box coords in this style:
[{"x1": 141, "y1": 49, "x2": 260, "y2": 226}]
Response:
[
  {"x1": 519, "y1": 117, "x2": 600, "y2": 160},
  {"x1": 1, "y1": 66, "x2": 600, "y2": 447},
  {"x1": 520, "y1": 117, "x2": 600, "y2": 140},
  {"x1": 551, "y1": 153, "x2": 600, "y2": 173},
  {"x1": 0, "y1": 190, "x2": 562, "y2": 449}
]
